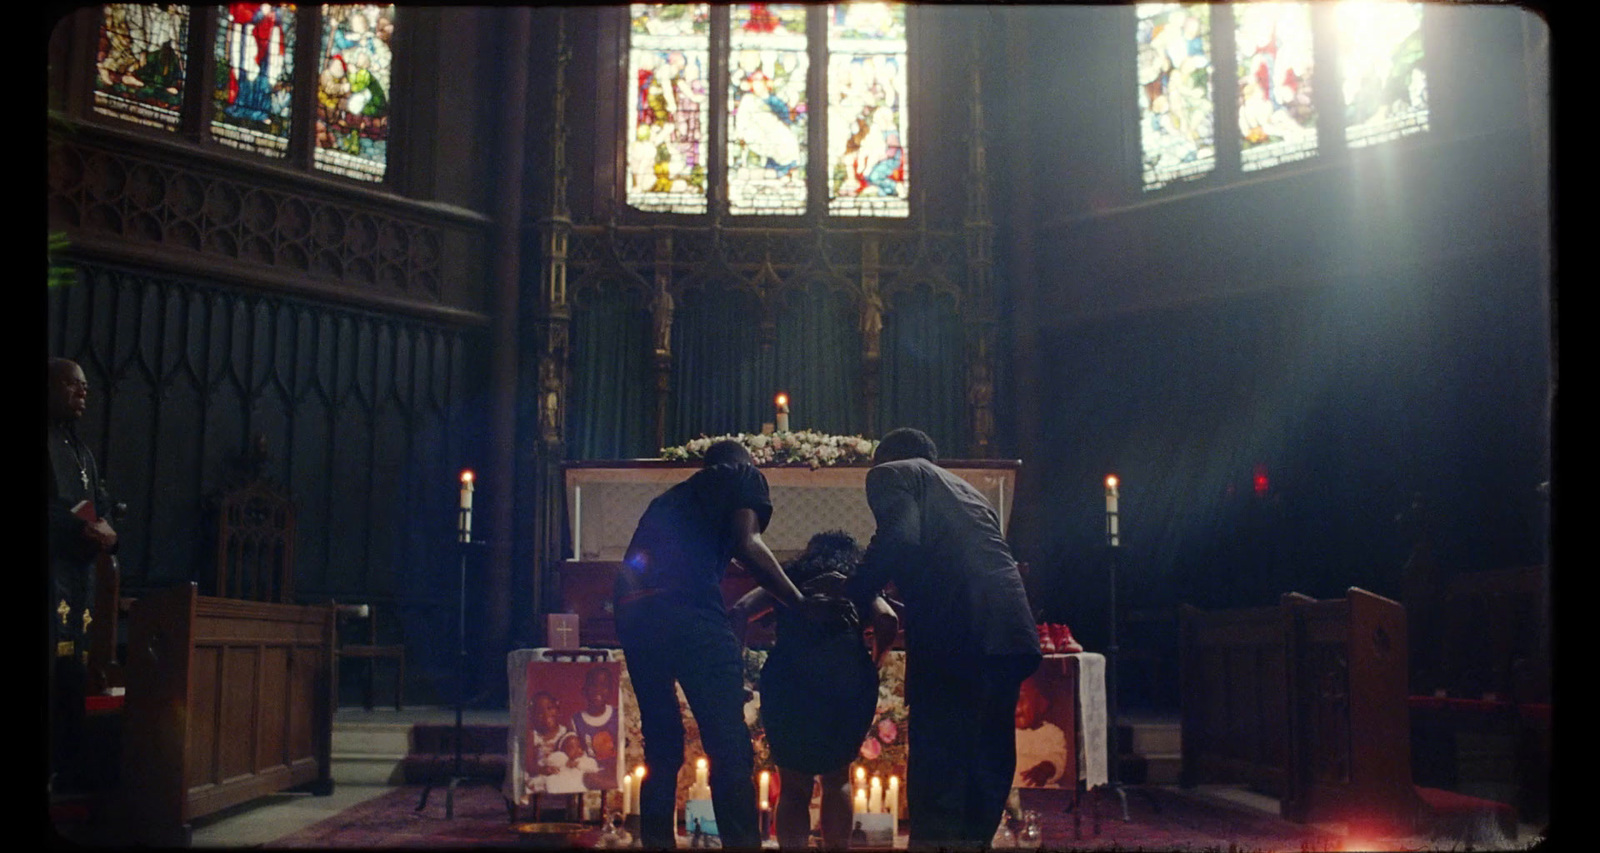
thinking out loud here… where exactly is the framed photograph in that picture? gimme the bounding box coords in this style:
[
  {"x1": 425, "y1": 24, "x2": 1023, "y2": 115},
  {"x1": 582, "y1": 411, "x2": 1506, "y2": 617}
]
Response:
[
  {"x1": 1013, "y1": 666, "x2": 1077, "y2": 788},
  {"x1": 508, "y1": 652, "x2": 625, "y2": 804}
]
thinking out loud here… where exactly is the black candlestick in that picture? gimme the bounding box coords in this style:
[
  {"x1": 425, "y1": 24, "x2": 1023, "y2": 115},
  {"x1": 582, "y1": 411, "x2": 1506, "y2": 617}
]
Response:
[{"x1": 416, "y1": 538, "x2": 499, "y2": 820}]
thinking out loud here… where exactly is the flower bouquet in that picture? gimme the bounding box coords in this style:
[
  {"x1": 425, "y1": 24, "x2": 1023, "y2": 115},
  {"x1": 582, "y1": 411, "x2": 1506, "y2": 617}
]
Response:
[{"x1": 661, "y1": 431, "x2": 879, "y2": 469}]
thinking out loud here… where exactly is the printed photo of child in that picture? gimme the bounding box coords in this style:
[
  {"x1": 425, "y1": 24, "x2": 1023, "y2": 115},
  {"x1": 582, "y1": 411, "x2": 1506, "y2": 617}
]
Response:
[{"x1": 1013, "y1": 675, "x2": 1070, "y2": 788}]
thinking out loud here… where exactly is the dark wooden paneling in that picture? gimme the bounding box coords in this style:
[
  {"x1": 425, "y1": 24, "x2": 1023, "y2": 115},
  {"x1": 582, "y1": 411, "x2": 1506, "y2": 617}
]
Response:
[{"x1": 48, "y1": 262, "x2": 478, "y2": 628}]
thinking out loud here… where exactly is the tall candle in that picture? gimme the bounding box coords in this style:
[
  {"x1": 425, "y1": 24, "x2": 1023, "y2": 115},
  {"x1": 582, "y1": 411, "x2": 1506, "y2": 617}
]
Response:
[
  {"x1": 759, "y1": 770, "x2": 770, "y2": 806},
  {"x1": 622, "y1": 772, "x2": 633, "y2": 815},
  {"x1": 854, "y1": 787, "x2": 868, "y2": 815},
  {"x1": 775, "y1": 393, "x2": 790, "y2": 433},
  {"x1": 888, "y1": 776, "x2": 900, "y2": 824},
  {"x1": 1105, "y1": 474, "x2": 1119, "y2": 547},
  {"x1": 634, "y1": 764, "x2": 647, "y2": 812},
  {"x1": 854, "y1": 766, "x2": 866, "y2": 788},
  {"x1": 695, "y1": 757, "x2": 709, "y2": 799},
  {"x1": 868, "y1": 776, "x2": 882, "y2": 813},
  {"x1": 459, "y1": 470, "x2": 474, "y2": 542}
]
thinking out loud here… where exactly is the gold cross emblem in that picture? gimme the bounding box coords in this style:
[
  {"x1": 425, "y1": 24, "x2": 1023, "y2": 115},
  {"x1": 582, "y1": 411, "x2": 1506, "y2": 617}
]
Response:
[
  {"x1": 82, "y1": 608, "x2": 93, "y2": 633},
  {"x1": 58, "y1": 600, "x2": 71, "y2": 626}
]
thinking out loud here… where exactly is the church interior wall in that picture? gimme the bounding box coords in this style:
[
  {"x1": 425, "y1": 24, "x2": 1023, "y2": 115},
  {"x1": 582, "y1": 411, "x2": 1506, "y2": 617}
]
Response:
[
  {"x1": 44, "y1": 4, "x2": 1552, "y2": 710},
  {"x1": 990, "y1": 5, "x2": 1551, "y2": 709}
]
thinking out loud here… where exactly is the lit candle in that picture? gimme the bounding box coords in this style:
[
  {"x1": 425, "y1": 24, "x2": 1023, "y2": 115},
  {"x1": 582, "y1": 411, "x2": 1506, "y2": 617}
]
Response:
[
  {"x1": 888, "y1": 776, "x2": 900, "y2": 824},
  {"x1": 633, "y1": 765, "x2": 647, "y2": 813},
  {"x1": 868, "y1": 776, "x2": 882, "y2": 813},
  {"x1": 854, "y1": 787, "x2": 868, "y2": 815},
  {"x1": 1105, "y1": 474, "x2": 1119, "y2": 547},
  {"x1": 775, "y1": 393, "x2": 790, "y2": 433},
  {"x1": 622, "y1": 772, "x2": 633, "y2": 816},
  {"x1": 759, "y1": 770, "x2": 770, "y2": 807},
  {"x1": 459, "y1": 470, "x2": 475, "y2": 542},
  {"x1": 854, "y1": 766, "x2": 866, "y2": 788},
  {"x1": 695, "y1": 757, "x2": 709, "y2": 799}
]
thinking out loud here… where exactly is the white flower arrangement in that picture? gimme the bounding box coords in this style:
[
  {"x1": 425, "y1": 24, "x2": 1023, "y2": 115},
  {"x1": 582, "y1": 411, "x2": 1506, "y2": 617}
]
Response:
[{"x1": 660, "y1": 430, "x2": 879, "y2": 468}]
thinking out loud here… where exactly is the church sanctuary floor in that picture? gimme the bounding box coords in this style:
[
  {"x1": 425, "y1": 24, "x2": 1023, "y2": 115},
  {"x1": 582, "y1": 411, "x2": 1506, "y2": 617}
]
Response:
[
  {"x1": 196, "y1": 704, "x2": 516, "y2": 843},
  {"x1": 72, "y1": 706, "x2": 1543, "y2": 850}
]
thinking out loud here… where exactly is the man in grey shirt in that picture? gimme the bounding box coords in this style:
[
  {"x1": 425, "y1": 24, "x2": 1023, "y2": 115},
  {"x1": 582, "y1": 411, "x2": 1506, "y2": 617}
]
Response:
[{"x1": 848, "y1": 427, "x2": 1041, "y2": 850}]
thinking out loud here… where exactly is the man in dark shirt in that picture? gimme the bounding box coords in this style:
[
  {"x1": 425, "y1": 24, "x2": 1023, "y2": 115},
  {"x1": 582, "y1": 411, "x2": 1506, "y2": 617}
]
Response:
[
  {"x1": 847, "y1": 427, "x2": 1041, "y2": 850},
  {"x1": 46, "y1": 358, "x2": 118, "y2": 794},
  {"x1": 615, "y1": 439, "x2": 809, "y2": 849}
]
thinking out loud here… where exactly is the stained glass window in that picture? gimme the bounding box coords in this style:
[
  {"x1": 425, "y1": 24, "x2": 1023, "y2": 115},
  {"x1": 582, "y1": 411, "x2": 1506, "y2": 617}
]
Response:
[
  {"x1": 1235, "y1": 2, "x2": 1317, "y2": 172},
  {"x1": 1338, "y1": 1, "x2": 1427, "y2": 149},
  {"x1": 727, "y1": 3, "x2": 810, "y2": 216},
  {"x1": 93, "y1": 4, "x2": 192, "y2": 131},
  {"x1": 314, "y1": 4, "x2": 396, "y2": 182},
  {"x1": 826, "y1": 2, "x2": 909, "y2": 218},
  {"x1": 626, "y1": 4, "x2": 711, "y2": 214},
  {"x1": 212, "y1": 4, "x2": 297, "y2": 157},
  {"x1": 1137, "y1": 4, "x2": 1215, "y2": 191}
]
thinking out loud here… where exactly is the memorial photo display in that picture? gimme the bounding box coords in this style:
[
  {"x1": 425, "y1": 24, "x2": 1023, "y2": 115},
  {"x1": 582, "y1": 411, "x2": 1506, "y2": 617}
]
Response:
[
  {"x1": 1013, "y1": 666, "x2": 1074, "y2": 788},
  {"x1": 509, "y1": 657, "x2": 625, "y2": 802}
]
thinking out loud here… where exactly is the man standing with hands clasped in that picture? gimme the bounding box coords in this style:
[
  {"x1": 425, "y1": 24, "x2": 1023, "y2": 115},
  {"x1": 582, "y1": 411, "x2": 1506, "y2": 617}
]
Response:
[
  {"x1": 46, "y1": 358, "x2": 118, "y2": 795},
  {"x1": 846, "y1": 427, "x2": 1041, "y2": 850},
  {"x1": 615, "y1": 438, "x2": 844, "y2": 849}
]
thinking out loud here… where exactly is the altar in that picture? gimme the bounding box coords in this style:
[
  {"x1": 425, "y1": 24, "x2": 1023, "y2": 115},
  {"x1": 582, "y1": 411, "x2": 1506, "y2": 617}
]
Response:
[{"x1": 562, "y1": 459, "x2": 1019, "y2": 561}]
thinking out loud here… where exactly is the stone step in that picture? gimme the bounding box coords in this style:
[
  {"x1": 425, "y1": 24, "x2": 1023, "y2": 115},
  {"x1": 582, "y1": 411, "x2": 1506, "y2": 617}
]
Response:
[
  {"x1": 332, "y1": 720, "x2": 415, "y2": 757},
  {"x1": 1125, "y1": 721, "x2": 1181, "y2": 756},
  {"x1": 1142, "y1": 753, "x2": 1182, "y2": 786},
  {"x1": 332, "y1": 752, "x2": 407, "y2": 786}
]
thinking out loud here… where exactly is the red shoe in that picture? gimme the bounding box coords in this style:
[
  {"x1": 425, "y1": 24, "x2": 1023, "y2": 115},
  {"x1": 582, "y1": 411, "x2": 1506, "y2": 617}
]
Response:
[
  {"x1": 1052, "y1": 624, "x2": 1084, "y2": 654},
  {"x1": 1038, "y1": 624, "x2": 1057, "y2": 654}
]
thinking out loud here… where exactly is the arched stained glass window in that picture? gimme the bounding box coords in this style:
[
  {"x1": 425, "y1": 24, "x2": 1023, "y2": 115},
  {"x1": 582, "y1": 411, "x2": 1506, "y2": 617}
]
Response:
[
  {"x1": 1137, "y1": 3, "x2": 1215, "y2": 192},
  {"x1": 627, "y1": 3, "x2": 711, "y2": 214},
  {"x1": 624, "y1": 3, "x2": 913, "y2": 218},
  {"x1": 1235, "y1": 2, "x2": 1317, "y2": 172},
  {"x1": 93, "y1": 4, "x2": 191, "y2": 131},
  {"x1": 1338, "y1": 1, "x2": 1427, "y2": 149},
  {"x1": 826, "y1": 2, "x2": 909, "y2": 218},
  {"x1": 314, "y1": 4, "x2": 396, "y2": 182},
  {"x1": 212, "y1": 4, "x2": 297, "y2": 157},
  {"x1": 727, "y1": 3, "x2": 810, "y2": 216}
]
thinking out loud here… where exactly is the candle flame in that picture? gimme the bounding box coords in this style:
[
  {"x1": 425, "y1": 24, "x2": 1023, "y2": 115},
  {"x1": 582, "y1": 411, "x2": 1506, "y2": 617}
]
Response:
[
  {"x1": 461, "y1": 470, "x2": 475, "y2": 484},
  {"x1": 775, "y1": 393, "x2": 788, "y2": 407},
  {"x1": 1105, "y1": 474, "x2": 1118, "y2": 488},
  {"x1": 697, "y1": 757, "x2": 708, "y2": 769},
  {"x1": 634, "y1": 765, "x2": 646, "y2": 780}
]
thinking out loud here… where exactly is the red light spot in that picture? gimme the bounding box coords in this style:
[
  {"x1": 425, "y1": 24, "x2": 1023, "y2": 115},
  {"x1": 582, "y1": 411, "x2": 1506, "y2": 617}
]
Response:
[{"x1": 1253, "y1": 465, "x2": 1269, "y2": 495}]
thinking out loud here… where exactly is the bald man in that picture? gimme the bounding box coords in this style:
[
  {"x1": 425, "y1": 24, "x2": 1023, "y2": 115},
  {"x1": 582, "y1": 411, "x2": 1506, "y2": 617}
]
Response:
[{"x1": 47, "y1": 358, "x2": 116, "y2": 794}]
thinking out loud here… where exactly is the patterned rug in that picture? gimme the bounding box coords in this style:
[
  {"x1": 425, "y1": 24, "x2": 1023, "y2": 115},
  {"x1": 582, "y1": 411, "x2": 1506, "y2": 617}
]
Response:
[{"x1": 266, "y1": 785, "x2": 1346, "y2": 851}]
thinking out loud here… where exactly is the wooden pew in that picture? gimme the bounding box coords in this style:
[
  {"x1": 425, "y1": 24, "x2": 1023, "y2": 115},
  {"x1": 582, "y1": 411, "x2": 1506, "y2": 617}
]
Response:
[
  {"x1": 1179, "y1": 588, "x2": 1419, "y2": 833},
  {"x1": 1178, "y1": 602, "x2": 1289, "y2": 796},
  {"x1": 117, "y1": 583, "x2": 335, "y2": 845}
]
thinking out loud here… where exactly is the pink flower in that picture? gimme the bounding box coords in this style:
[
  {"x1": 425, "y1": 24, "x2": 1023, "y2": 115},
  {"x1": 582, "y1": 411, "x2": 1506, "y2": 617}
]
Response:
[
  {"x1": 859, "y1": 737, "x2": 882, "y2": 760},
  {"x1": 877, "y1": 719, "x2": 898, "y2": 743}
]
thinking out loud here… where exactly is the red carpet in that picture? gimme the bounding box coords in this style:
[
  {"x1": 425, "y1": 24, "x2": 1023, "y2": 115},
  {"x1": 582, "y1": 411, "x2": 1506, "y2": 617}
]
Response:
[{"x1": 267, "y1": 785, "x2": 1345, "y2": 850}]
